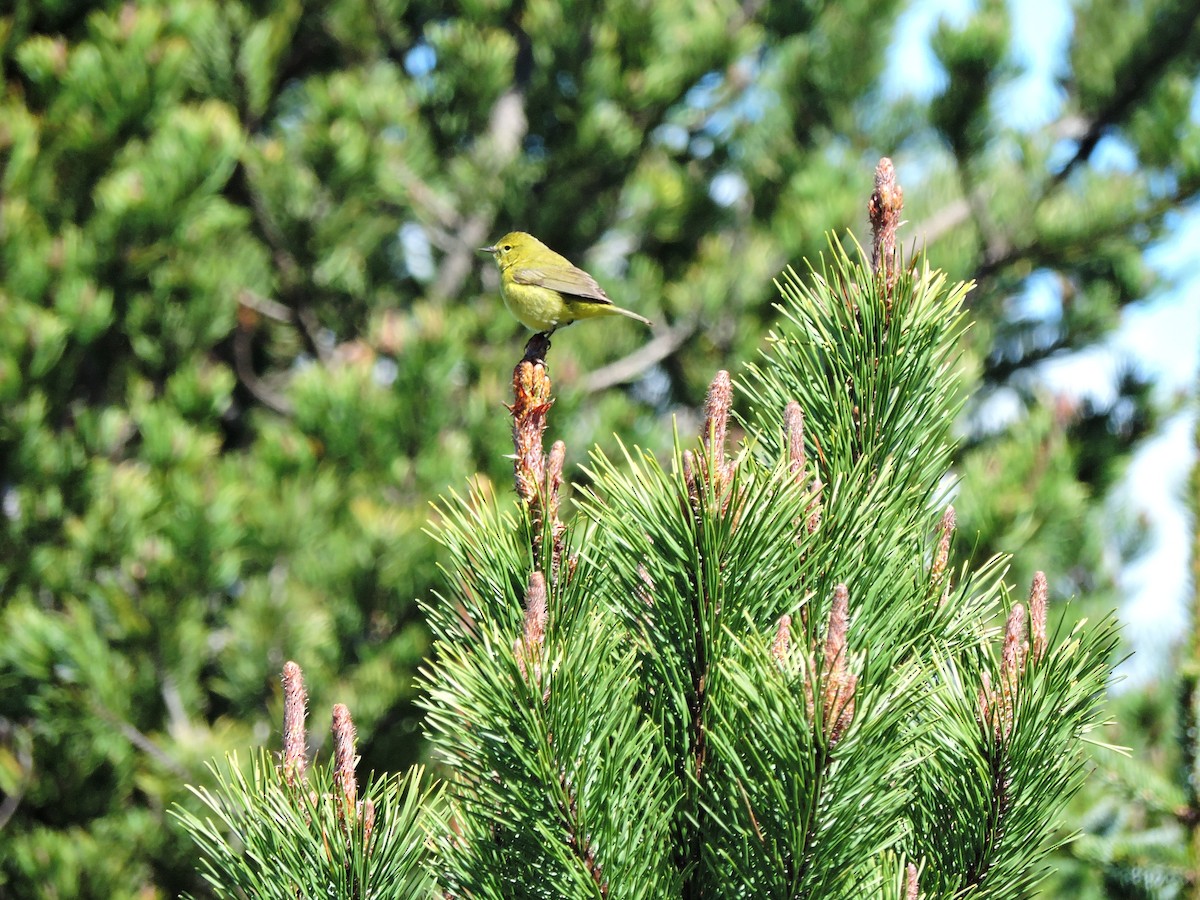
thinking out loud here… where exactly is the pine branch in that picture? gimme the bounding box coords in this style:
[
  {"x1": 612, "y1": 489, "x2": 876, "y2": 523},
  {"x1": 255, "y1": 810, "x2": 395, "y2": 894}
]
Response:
[
  {"x1": 174, "y1": 663, "x2": 439, "y2": 899},
  {"x1": 1053, "y1": 0, "x2": 1200, "y2": 185},
  {"x1": 580, "y1": 317, "x2": 698, "y2": 394}
]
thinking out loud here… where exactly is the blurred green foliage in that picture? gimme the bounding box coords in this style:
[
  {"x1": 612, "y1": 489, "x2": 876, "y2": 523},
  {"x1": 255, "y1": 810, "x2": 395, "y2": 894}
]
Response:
[{"x1": 1, "y1": 0, "x2": 1197, "y2": 894}]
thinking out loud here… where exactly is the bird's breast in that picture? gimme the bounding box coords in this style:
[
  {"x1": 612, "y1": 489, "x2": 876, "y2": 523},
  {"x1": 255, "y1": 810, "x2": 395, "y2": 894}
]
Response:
[{"x1": 502, "y1": 281, "x2": 571, "y2": 332}]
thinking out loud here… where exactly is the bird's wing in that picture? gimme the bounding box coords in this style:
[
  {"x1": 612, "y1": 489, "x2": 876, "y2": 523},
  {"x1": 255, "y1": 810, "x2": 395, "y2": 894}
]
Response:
[{"x1": 511, "y1": 265, "x2": 612, "y2": 305}]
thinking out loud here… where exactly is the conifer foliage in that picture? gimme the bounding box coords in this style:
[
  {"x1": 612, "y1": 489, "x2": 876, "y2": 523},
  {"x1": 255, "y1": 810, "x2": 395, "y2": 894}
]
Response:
[
  {"x1": 174, "y1": 662, "x2": 440, "y2": 899},
  {"x1": 4, "y1": 2, "x2": 1190, "y2": 892},
  {"x1": 418, "y1": 162, "x2": 1120, "y2": 897}
]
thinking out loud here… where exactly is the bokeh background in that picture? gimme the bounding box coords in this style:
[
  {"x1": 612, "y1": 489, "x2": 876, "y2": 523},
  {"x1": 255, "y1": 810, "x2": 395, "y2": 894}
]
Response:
[{"x1": 1, "y1": 0, "x2": 1197, "y2": 896}]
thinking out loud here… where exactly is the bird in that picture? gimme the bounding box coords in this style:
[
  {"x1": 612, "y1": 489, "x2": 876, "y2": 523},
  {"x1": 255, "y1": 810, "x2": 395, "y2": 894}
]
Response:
[{"x1": 480, "y1": 231, "x2": 652, "y2": 334}]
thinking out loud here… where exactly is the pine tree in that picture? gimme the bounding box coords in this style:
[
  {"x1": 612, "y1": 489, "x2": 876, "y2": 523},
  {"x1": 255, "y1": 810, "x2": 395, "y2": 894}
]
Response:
[{"x1": 416, "y1": 162, "x2": 1119, "y2": 897}]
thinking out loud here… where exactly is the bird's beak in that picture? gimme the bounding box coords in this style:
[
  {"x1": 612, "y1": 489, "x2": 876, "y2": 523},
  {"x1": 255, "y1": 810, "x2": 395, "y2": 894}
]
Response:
[{"x1": 479, "y1": 245, "x2": 497, "y2": 254}]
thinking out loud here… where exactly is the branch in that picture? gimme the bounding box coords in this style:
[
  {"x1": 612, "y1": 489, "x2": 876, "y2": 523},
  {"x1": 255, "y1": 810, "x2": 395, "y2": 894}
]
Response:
[
  {"x1": 907, "y1": 198, "x2": 971, "y2": 251},
  {"x1": 229, "y1": 163, "x2": 339, "y2": 368},
  {"x1": 963, "y1": 179, "x2": 1011, "y2": 268},
  {"x1": 579, "y1": 319, "x2": 698, "y2": 394},
  {"x1": 1052, "y1": 1, "x2": 1200, "y2": 185},
  {"x1": 431, "y1": 89, "x2": 528, "y2": 302},
  {"x1": 390, "y1": 162, "x2": 464, "y2": 233},
  {"x1": 235, "y1": 162, "x2": 304, "y2": 289},
  {"x1": 238, "y1": 289, "x2": 331, "y2": 365},
  {"x1": 972, "y1": 175, "x2": 1200, "y2": 286},
  {"x1": 233, "y1": 322, "x2": 294, "y2": 416},
  {"x1": 981, "y1": 334, "x2": 1073, "y2": 385},
  {"x1": 91, "y1": 700, "x2": 190, "y2": 779},
  {"x1": 236, "y1": 288, "x2": 292, "y2": 323}
]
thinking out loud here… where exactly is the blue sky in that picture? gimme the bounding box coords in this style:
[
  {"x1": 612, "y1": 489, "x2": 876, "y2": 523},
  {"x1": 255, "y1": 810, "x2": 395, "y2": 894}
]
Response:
[{"x1": 887, "y1": 0, "x2": 1200, "y2": 683}]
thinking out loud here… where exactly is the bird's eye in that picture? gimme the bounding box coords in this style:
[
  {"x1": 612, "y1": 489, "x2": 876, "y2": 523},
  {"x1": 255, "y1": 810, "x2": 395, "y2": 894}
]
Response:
[{"x1": 502, "y1": 244, "x2": 512, "y2": 252}]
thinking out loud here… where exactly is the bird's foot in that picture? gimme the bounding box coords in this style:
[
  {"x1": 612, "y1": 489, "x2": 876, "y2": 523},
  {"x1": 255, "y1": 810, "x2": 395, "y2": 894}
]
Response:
[{"x1": 523, "y1": 332, "x2": 552, "y2": 365}]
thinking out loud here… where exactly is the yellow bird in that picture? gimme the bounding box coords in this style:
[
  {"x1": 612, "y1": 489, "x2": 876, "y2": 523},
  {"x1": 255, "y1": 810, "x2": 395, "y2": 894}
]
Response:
[{"x1": 480, "y1": 232, "x2": 652, "y2": 334}]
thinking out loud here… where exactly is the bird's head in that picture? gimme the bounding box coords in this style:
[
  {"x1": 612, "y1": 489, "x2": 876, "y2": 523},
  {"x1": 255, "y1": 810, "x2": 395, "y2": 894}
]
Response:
[{"x1": 480, "y1": 232, "x2": 537, "y2": 270}]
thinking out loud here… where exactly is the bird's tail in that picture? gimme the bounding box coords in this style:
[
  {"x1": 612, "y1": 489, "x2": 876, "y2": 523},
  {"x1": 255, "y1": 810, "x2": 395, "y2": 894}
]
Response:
[{"x1": 612, "y1": 305, "x2": 653, "y2": 326}]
